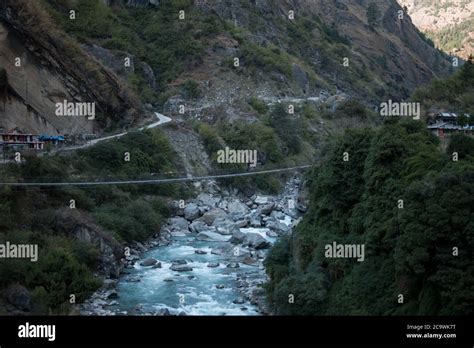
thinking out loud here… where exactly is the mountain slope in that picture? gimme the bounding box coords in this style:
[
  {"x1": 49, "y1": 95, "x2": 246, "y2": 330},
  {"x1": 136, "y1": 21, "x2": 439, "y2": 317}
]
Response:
[
  {"x1": 43, "y1": 0, "x2": 451, "y2": 120},
  {"x1": 397, "y1": 0, "x2": 474, "y2": 59},
  {"x1": 0, "y1": 0, "x2": 143, "y2": 135}
]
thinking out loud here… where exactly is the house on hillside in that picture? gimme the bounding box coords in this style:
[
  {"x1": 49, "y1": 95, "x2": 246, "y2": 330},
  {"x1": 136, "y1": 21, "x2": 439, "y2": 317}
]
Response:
[
  {"x1": 437, "y1": 112, "x2": 459, "y2": 124},
  {"x1": 0, "y1": 129, "x2": 44, "y2": 150},
  {"x1": 427, "y1": 112, "x2": 474, "y2": 138}
]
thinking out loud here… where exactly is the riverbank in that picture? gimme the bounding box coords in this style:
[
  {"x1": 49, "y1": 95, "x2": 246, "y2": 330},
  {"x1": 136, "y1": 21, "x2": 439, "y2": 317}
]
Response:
[{"x1": 80, "y1": 174, "x2": 306, "y2": 316}]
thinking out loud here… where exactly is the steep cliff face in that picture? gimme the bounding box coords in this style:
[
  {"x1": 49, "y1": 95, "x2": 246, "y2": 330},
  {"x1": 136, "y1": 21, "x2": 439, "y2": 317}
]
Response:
[{"x1": 0, "y1": 0, "x2": 143, "y2": 135}]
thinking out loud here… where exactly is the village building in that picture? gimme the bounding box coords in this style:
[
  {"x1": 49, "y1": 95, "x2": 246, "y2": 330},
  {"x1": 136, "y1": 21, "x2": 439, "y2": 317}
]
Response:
[
  {"x1": 427, "y1": 112, "x2": 474, "y2": 138},
  {"x1": 0, "y1": 130, "x2": 44, "y2": 150}
]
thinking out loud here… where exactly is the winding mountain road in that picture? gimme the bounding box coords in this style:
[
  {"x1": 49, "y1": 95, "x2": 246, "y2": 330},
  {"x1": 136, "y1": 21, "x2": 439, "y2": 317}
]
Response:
[{"x1": 81, "y1": 112, "x2": 172, "y2": 148}]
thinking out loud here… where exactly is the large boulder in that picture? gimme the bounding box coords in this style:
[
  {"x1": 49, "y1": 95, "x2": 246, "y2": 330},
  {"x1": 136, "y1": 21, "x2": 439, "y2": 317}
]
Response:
[
  {"x1": 235, "y1": 218, "x2": 249, "y2": 228},
  {"x1": 229, "y1": 229, "x2": 247, "y2": 244},
  {"x1": 140, "y1": 258, "x2": 158, "y2": 267},
  {"x1": 170, "y1": 265, "x2": 193, "y2": 272},
  {"x1": 245, "y1": 233, "x2": 271, "y2": 249},
  {"x1": 259, "y1": 203, "x2": 275, "y2": 215},
  {"x1": 218, "y1": 200, "x2": 228, "y2": 210},
  {"x1": 213, "y1": 218, "x2": 241, "y2": 235},
  {"x1": 184, "y1": 203, "x2": 200, "y2": 221},
  {"x1": 197, "y1": 193, "x2": 220, "y2": 208},
  {"x1": 254, "y1": 195, "x2": 272, "y2": 205},
  {"x1": 266, "y1": 230, "x2": 279, "y2": 238},
  {"x1": 249, "y1": 214, "x2": 262, "y2": 227},
  {"x1": 196, "y1": 231, "x2": 232, "y2": 242},
  {"x1": 266, "y1": 220, "x2": 290, "y2": 235},
  {"x1": 270, "y1": 210, "x2": 286, "y2": 220},
  {"x1": 189, "y1": 220, "x2": 209, "y2": 233},
  {"x1": 168, "y1": 217, "x2": 189, "y2": 231},
  {"x1": 106, "y1": 290, "x2": 119, "y2": 299},
  {"x1": 242, "y1": 256, "x2": 258, "y2": 266},
  {"x1": 201, "y1": 208, "x2": 228, "y2": 225},
  {"x1": 5, "y1": 284, "x2": 31, "y2": 311},
  {"x1": 227, "y1": 200, "x2": 250, "y2": 215},
  {"x1": 212, "y1": 217, "x2": 233, "y2": 227},
  {"x1": 216, "y1": 225, "x2": 240, "y2": 236}
]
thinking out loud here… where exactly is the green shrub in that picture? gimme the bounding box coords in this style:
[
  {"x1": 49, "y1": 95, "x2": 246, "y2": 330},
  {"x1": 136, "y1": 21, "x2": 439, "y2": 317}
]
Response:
[
  {"x1": 248, "y1": 97, "x2": 268, "y2": 115},
  {"x1": 182, "y1": 79, "x2": 201, "y2": 99},
  {"x1": 196, "y1": 123, "x2": 223, "y2": 154}
]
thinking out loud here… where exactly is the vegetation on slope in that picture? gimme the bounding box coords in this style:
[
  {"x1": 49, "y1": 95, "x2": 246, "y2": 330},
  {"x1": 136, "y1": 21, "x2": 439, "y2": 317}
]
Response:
[
  {"x1": 0, "y1": 129, "x2": 186, "y2": 313},
  {"x1": 42, "y1": 0, "x2": 221, "y2": 103},
  {"x1": 265, "y1": 62, "x2": 474, "y2": 315},
  {"x1": 413, "y1": 56, "x2": 474, "y2": 116}
]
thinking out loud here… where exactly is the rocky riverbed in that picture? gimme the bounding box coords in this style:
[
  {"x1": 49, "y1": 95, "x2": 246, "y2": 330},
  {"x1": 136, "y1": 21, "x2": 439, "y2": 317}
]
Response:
[{"x1": 80, "y1": 174, "x2": 306, "y2": 316}]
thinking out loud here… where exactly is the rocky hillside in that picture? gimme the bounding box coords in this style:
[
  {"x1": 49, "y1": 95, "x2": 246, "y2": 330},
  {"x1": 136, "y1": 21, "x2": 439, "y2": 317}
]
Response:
[
  {"x1": 0, "y1": 0, "x2": 143, "y2": 136},
  {"x1": 43, "y1": 0, "x2": 451, "y2": 123},
  {"x1": 397, "y1": 0, "x2": 474, "y2": 59},
  {"x1": 26, "y1": 0, "x2": 452, "y2": 176}
]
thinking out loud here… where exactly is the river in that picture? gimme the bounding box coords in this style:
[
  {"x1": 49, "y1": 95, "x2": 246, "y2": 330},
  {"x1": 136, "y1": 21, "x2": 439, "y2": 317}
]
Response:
[{"x1": 80, "y1": 176, "x2": 303, "y2": 316}]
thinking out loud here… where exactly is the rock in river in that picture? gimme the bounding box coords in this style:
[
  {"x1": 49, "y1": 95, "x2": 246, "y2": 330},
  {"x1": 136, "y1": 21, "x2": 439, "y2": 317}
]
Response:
[
  {"x1": 245, "y1": 233, "x2": 271, "y2": 249},
  {"x1": 189, "y1": 220, "x2": 208, "y2": 233},
  {"x1": 201, "y1": 208, "x2": 228, "y2": 225},
  {"x1": 196, "y1": 231, "x2": 232, "y2": 242},
  {"x1": 227, "y1": 200, "x2": 250, "y2": 215},
  {"x1": 226, "y1": 262, "x2": 240, "y2": 269},
  {"x1": 170, "y1": 265, "x2": 193, "y2": 272},
  {"x1": 140, "y1": 258, "x2": 158, "y2": 267},
  {"x1": 229, "y1": 229, "x2": 246, "y2": 244},
  {"x1": 232, "y1": 298, "x2": 245, "y2": 305},
  {"x1": 168, "y1": 217, "x2": 189, "y2": 231},
  {"x1": 184, "y1": 203, "x2": 200, "y2": 221}
]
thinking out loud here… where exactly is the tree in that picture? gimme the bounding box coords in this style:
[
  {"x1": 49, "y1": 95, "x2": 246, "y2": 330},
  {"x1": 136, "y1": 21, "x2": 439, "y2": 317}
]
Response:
[
  {"x1": 269, "y1": 103, "x2": 302, "y2": 155},
  {"x1": 457, "y1": 114, "x2": 469, "y2": 127},
  {"x1": 461, "y1": 54, "x2": 474, "y2": 84},
  {"x1": 367, "y1": 3, "x2": 381, "y2": 30}
]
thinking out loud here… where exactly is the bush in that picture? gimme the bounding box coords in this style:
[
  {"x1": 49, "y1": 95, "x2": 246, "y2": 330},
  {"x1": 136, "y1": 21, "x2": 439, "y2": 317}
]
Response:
[
  {"x1": 182, "y1": 79, "x2": 201, "y2": 99},
  {"x1": 196, "y1": 123, "x2": 222, "y2": 154},
  {"x1": 248, "y1": 97, "x2": 268, "y2": 115},
  {"x1": 93, "y1": 198, "x2": 164, "y2": 242},
  {"x1": 268, "y1": 103, "x2": 302, "y2": 155},
  {"x1": 240, "y1": 42, "x2": 293, "y2": 77}
]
